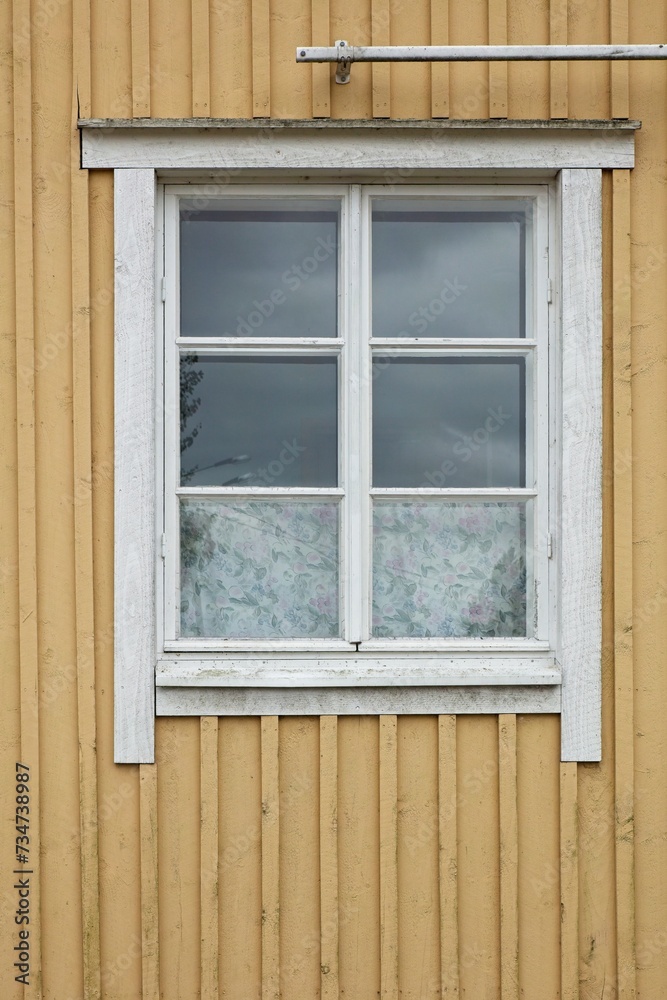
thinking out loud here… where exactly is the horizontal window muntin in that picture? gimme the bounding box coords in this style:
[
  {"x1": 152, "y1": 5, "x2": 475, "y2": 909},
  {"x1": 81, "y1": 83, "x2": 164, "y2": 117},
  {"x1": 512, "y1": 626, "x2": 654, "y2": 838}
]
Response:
[{"x1": 163, "y1": 182, "x2": 550, "y2": 646}]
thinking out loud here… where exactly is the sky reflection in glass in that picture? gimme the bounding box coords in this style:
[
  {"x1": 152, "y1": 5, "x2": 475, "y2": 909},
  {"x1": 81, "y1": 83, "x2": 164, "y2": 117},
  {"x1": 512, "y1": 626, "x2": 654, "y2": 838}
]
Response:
[
  {"x1": 372, "y1": 356, "x2": 525, "y2": 488},
  {"x1": 372, "y1": 199, "x2": 529, "y2": 339},
  {"x1": 180, "y1": 355, "x2": 338, "y2": 487},
  {"x1": 180, "y1": 199, "x2": 339, "y2": 338}
]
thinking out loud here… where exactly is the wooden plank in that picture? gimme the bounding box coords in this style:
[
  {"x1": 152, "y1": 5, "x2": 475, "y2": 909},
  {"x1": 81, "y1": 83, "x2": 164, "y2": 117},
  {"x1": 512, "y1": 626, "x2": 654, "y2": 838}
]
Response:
[
  {"x1": 504, "y1": 0, "x2": 549, "y2": 119},
  {"x1": 560, "y1": 169, "x2": 603, "y2": 761},
  {"x1": 550, "y1": 0, "x2": 568, "y2": 119},
  {"x1": 389, "y1": 0, "x2": 430, "y2": 121},
  {"x1": 379, "y1": 716, "x2": 398, "y2": 1000},
  {"x1": 150, "y1": 0, "x2": 192, "y2": 118},
  {"x1": 252, "y1": 0, "x2": 270, "y2": 117},
  {"x1": 209, "y1": 0, "x2": 252, "y2": 118},
  {"x1": 114, "y1": 168, "x2": 156, "y2": 763},
  {"x1": 311, "y1": 0, "x2": 331, "y2": 118},
  {"x1": 430, "y1": 0, "x2": 449, "y2": 118},
  {"x1": 498, "y1": 715, "x2": 518, "y2": 1000},
  {"x1": 200, "y1": 718, "x2": 219, "y2": 998},
  {"x1": 131, "y1": 0, "x2": 150, "y2": 117},
  {"x1": 488, "y1": 0, "x2": 508, "y2": 118},
  {"x1": 80, "y1": 118, "x2": 638, "y2": 130},
  {"x1": 90, "y1": 0, "x2": 132, "y2": 116},
  {"x1": 319, "y1": 717, "x2": 339, "y2": 1000},
  {"x1": 158, "y1": 685, "x2": 561, "y2": 717},
  {"x1": 279, "y1": 720, "x2": 320, "y2": 996},
  {"x1": 338, "y1": 718, "x2": 380, "y2": 998},
  {"x1": 157, "y1": 655, "x2": 560, "y2": 687},
  {"x1": 449, "y1": 0, "x2": 487, "y2": 119},
  {"x1": 566, "y1": 0, "x2": 609, "y2": 121},
  {"x1": 438, "y1": 716, "x2": 458, "y2": 997},
  {"x1": 611, "y1": 0, "x2": 629, "y2": 119},
  {"x1": 559, "y1": 763, "x2": 578, "y2": 1000},
  {"x1": 140, "y1": 763, "x2": 160, "y2": 999},
  {"x1": 1, "y1": 4, "x2": 22, "y2": 996},
  {"x1": 71, "y1": 81, "x2": 101, "y2": 1000},
  {"x1": 191, "y1": 0, "x2": 211, "y2": 116},
  {"x1": 371, "y1": 0, "x2": 390, "y2": 118},
  {"x1": 261, "y1": 717, "x2": 280, "y2": 1000},
  {"x1": 612, "y1": 169, "x2": 635, "y2": 1000},
  {"x1": 81, "y1": 126, "x2": 637, "y2": 171},
  {"x1": 270, "y1": 0, "x2": 311, "y2": 118},
  {"x1": 73, "y1": 0, "x2": 91, "y2": 118},
  {"x1": 12, "y1": 0, "x2": 42, "y2": 990},
  {"x1": 516, "y1": 717, "x2": 561, "y2": 996},
  {"x1": 397, "y1": 718, "x2": 440, "y2": 996},
  {"x1": 72, "y1": 3, "x2": 98, "y2": 995},
  {"x1": 456, "y1": 718, "x2": 500, "y2": 996},
  {"x1": 156, "y1": 718, "x2": 201, "y2": 997},
  {"x1": 219, "y1": 719, "x2": 262, "y2": 997}
]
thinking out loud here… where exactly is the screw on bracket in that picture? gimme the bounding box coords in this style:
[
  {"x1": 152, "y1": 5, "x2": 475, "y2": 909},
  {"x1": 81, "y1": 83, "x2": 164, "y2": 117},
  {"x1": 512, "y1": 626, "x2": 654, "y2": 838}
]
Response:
[{"x1": 335, "y1": 40, "x2": 352, "y2": 84}]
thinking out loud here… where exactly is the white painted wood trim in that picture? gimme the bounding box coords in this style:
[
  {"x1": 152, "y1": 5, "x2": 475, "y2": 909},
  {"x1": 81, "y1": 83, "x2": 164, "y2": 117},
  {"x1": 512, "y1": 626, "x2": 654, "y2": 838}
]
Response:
[
  {"x1": 81, "y1": 125, "x2": 635, "y2": 171},
  {"x1": 114, "y1": 168, "x2": 157, "y2": 764},
  {"x1": 106, "y1": 141, "x2": 609, "y2": 762},
  {"x1": 81, "y1": 117, "x2": 640, "y2": 130},
  {"x1": 156, "y1": 655, "x2": 560, "y2": 687},
  {"x1": 559, "y1": 169, "x2": 602, "y2": 762},
  {"x1": 156, "y1": 684, "x2": 561, "y2": 715}
]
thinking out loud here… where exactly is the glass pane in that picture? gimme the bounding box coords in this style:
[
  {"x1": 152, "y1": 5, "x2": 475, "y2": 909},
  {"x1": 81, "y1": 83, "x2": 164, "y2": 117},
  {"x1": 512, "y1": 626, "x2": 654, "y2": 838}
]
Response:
[
  {"x1": 180, "y1": 499, "x2": 340, "y2": 638},
  {"x1": 180, "y1": 199, "x2": 339, "y2": 337},
  {"x1": 372, "y1": 199, "x2": 530, "y2": 338},
  {"x1": 372, "y1": 357, "x2": 525, "y2": 488},
  {"x1": 180, "y1": 355, "x2": 338, "y2": 487},
  {"x1": 372, "y1": 501, "x2": 527, "y2": 638}
]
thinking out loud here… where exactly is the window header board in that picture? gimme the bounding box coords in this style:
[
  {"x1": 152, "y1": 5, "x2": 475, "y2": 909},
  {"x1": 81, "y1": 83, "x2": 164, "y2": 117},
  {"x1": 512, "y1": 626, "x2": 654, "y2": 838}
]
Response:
[{"x1": 80, "y1": 118, "x2": 637, "y2": 171}]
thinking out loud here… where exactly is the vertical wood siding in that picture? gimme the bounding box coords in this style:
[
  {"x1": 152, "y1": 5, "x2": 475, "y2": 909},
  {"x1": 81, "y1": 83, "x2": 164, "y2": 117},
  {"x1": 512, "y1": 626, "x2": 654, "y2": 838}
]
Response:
[{"x1": 2, "y1": 0, "x2": 667, "y2": 996}]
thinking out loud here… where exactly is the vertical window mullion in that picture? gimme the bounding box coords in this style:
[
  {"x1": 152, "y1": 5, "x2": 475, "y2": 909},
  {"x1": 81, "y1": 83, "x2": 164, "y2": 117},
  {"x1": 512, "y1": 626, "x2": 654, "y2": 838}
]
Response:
[{"x1": 344, "y1": 184, "x2": 365, "y2": 642}]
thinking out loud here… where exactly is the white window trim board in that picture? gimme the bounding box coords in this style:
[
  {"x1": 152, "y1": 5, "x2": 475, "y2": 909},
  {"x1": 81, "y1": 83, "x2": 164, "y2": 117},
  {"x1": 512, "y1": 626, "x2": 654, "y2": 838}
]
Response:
[
  {"x1": 114, "y1": 168, "x2": 157, "y2": 764},
  {"x1": 155, "y1": 655, "x2": 560, "y2": 686},
  {"x1": 81, "y1": 118, "x2": 637, "y2": 171},
  {"x1": 156, "y1": 685, "x2": 561, "y2": 717},
  {"x1": 558, "y1": 169, "x2": 603, "y2": 762},
  {"x1": 103, "y1": 124, "x2": 620, "y2": 764}
]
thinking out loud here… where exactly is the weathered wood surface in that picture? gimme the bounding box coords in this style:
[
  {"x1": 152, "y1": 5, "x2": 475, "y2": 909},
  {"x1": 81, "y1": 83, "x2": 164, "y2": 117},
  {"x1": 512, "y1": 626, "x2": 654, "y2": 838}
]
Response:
[
  {"x1": 559, "y1": 168, "x2": 603, "y2": 761},
  {"x1": 114, "y1": 168, "x2": 156, "y2": 764}
]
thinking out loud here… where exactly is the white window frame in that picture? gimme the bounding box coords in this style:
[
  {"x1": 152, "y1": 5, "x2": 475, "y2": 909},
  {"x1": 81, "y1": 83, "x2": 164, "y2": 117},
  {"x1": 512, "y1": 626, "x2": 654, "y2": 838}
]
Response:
[
  {"x1": 162, "y1": 182, "x2": 550, "y2": 657},
  {"x1": 81, "y1": 119, "x2": 636, "y2": 764}
]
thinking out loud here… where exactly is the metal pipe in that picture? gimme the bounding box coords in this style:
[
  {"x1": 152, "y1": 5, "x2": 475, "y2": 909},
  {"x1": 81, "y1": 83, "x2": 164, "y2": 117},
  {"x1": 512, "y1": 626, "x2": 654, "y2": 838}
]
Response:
[
  {"x1": 298, "y1": 41, "x2": 667, "y2": 83},
  {"x1": 297, "y1": 42, "x2": 667, "y2": 63}
]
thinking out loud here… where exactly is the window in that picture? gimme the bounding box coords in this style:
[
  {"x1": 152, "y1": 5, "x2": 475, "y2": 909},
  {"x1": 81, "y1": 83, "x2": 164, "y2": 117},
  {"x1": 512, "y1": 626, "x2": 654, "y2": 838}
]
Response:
[
  {"x1": 163, "y1": 184, "x2": 549, "y2": 656},
  {"x1": 85, "y1": 120, "x2": 634, "y2": 762}
]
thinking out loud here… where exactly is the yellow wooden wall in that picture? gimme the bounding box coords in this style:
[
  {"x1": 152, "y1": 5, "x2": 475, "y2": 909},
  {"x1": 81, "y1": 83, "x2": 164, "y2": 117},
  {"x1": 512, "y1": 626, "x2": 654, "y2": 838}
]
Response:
[{"x1": 2, "y1": 0, "x2": 667, "y2": 996}]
